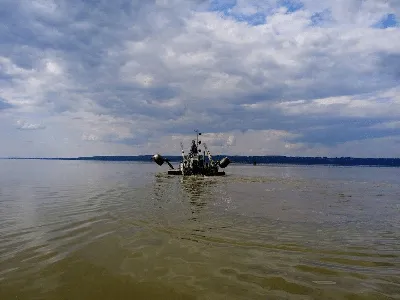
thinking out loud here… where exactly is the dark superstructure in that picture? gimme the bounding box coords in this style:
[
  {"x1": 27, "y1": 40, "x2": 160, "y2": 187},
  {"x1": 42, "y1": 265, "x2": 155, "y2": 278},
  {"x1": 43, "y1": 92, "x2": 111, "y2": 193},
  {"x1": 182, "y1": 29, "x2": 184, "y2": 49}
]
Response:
[{"x1": 152, "y1": 130, "x2": 231, "y2": 176}]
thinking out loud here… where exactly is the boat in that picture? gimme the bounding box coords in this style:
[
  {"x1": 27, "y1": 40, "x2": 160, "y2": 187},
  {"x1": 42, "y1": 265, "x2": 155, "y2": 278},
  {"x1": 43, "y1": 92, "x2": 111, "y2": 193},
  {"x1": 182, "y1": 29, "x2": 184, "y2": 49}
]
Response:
[{"x1": 152, "y1": 130, "x2": 231, "y2": 176}]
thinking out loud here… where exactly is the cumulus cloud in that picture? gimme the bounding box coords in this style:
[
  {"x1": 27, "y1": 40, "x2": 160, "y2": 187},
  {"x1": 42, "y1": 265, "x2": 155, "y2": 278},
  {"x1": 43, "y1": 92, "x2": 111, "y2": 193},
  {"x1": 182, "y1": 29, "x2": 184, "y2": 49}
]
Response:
[
  {"x1": 0, "y1": 0, "x2": 399, "y2": 157},
  {"x1": 16, "y1": 120, "x2": 46, "y2": 130}
]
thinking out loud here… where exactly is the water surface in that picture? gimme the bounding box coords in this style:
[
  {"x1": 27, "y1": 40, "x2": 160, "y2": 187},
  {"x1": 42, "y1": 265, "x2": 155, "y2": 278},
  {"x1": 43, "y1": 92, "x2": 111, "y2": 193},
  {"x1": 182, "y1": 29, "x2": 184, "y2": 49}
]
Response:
[{"x1": 0, "y1": 160, "x2": 399, "y2": 299}]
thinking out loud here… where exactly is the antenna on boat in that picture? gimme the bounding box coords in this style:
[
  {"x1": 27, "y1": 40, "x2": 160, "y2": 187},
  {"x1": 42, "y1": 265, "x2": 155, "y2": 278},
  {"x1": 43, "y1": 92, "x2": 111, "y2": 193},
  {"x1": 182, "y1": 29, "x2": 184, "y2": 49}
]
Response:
[
  {"x1": 194, "y1": 129, "x2": 201, "y2": 146},
  {"x1": 180, "y1": 141, "x2": 185, "y2": 156}
]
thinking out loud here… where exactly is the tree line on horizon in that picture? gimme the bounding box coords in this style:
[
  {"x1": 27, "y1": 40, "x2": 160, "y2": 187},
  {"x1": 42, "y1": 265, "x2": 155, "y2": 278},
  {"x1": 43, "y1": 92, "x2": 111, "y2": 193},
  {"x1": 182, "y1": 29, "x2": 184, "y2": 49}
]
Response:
[{"x1": 5, "y1": 155, "x2": 400, "y2": 166}]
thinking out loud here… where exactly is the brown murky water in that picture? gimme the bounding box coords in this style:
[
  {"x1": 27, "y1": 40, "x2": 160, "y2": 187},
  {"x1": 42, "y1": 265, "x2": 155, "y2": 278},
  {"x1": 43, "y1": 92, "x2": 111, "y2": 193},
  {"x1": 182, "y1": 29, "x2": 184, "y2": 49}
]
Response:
[{"x1": 0, "y1": 160, "x2": 399, "y2": 299}]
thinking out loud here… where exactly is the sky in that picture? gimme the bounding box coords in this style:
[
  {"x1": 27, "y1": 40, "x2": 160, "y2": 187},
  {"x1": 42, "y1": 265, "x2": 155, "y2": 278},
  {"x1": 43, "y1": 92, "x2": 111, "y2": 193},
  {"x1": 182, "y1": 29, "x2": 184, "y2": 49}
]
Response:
[{"x1": 0, "y1": 0, "x2": 399, "y2": 158}]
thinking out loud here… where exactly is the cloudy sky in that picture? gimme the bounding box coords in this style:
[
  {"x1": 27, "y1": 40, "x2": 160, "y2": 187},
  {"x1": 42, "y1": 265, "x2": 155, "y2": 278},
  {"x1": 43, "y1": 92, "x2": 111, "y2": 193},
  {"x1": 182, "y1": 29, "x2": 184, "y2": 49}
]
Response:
[{"x1": 0, "y1": 0, "x2": 399, "y2": 158}]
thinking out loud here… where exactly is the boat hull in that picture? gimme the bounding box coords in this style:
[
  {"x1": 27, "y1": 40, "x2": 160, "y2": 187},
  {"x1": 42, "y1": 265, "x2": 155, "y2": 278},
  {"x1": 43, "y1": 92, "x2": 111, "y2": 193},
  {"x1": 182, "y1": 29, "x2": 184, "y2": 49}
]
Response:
[{"x1": 167, "y1": 170, "x2": 225, "y2": 176}]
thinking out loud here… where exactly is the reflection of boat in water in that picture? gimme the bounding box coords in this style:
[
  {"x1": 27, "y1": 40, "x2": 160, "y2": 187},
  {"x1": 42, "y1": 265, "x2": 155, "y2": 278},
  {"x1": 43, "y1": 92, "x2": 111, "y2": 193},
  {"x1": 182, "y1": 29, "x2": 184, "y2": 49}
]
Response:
[
  {"x1": 152, "y1": 130, "x2": 231, "y2": 176},
  {"x1": 179, "y1": 176, "x2": 219, "y2": 221},
  {"x1": 151, "y1": 173, "x2": 219, "y2": 222},
  {"x1": 180, "y1": 176, "x2": 214, "y2": 200}
]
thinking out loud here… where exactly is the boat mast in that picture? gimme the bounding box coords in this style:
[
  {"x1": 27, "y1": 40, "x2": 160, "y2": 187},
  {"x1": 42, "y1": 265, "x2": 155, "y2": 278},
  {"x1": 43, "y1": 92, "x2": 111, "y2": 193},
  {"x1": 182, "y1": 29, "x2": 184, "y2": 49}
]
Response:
[{"x1": 194, "y1": 129, "x2": 199, "y2": 146}]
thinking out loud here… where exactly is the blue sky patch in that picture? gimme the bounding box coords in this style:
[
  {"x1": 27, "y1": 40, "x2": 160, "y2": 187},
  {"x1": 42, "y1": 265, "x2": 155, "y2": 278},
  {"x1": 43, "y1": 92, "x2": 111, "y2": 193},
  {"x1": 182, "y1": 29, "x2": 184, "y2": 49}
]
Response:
[
  {"x1": 0, "y1": 98, "x2": 13, "y2": 110},
  {"x1": 208, "y1": 0, "x2": 236, "y2": 13},
  {"x1": 208, "y1": 0, "x2": 304, "y2": 25},
  {"x1": 232, "y1": 12, "x2": 266, "y2": 26},
  {"x1": 373, "y1": 13, "x2": 398, "y2": 29},
  {"x1": 278, "y1": 0, "x2": 304, "y2": 13},
  {"x1": 208, "y1": 0, "x2": 265, "y2": 26},
  {"x1": 310, "y1": 9, "x2": 332, "y2": 26}
]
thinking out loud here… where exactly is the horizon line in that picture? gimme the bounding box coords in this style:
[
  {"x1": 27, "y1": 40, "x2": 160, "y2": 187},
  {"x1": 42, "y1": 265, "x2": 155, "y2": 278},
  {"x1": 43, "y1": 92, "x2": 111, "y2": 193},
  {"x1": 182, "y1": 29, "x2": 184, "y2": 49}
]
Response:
[{"x1": 1, "y1": 155, "x2": 399, "y2": 160}]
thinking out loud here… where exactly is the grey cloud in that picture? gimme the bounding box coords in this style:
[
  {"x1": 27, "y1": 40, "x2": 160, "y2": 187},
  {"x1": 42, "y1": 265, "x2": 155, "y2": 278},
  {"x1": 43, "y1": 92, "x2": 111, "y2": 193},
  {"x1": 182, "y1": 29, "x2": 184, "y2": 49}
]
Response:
[
  {"x1": 6, "y1": 1, "x2": 396, "y2": 111},
  {"x1": 301, "y1": 0, "x2": 397, "y2": 26},
  {"x1": 1, "y1": 0, "x2": 400, "y2": 156},
  {"x1": 289, "y1": 124, "x2": 400, "y2": 146},
  {"x1": 379, "y1": 53, "x2": 400, "y2": 79}
]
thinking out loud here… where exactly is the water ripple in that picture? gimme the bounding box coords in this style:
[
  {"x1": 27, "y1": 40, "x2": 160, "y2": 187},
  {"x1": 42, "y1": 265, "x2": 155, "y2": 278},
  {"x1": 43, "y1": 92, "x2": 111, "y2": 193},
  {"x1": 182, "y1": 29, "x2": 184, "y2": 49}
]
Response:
[{"x1": 1, "y1": 161, "x2": 399, "y2": 299}]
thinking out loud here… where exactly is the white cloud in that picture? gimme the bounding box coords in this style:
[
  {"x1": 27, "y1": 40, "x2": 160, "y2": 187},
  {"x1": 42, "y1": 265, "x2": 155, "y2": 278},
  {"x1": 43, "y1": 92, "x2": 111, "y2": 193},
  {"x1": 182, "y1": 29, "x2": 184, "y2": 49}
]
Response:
[
  {"x1": 0, "y1": 0, "x2": 399, "y2": 157},
  {"x1": 81, "y1": 133, "x2": 99, "y2": 141},
  {"x1": 301, "y1": 0, "x2": 398, "y2": 27},
  {"x1": 16, "y1": 120, "x2": 46, "y2": 130}
]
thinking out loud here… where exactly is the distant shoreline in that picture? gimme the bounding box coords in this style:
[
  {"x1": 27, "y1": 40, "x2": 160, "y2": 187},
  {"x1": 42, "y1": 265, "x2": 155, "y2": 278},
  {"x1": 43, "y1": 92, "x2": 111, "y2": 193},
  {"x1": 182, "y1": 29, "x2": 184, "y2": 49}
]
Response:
[{"x1": 2, "y1": 155, "x2": 400, "y2": 167}]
